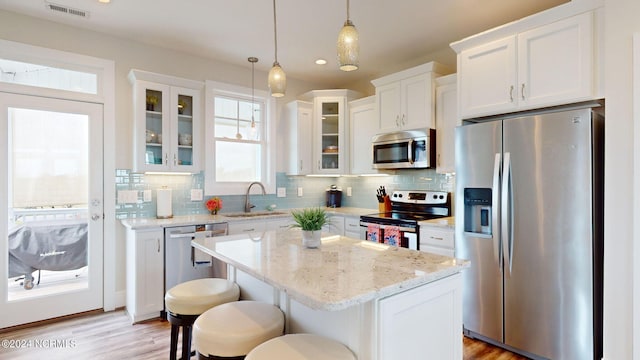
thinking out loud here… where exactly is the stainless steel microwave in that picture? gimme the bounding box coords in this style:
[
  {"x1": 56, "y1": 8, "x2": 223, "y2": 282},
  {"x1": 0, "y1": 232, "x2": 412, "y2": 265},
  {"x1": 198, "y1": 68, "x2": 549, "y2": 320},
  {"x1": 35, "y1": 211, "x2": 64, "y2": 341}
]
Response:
[{"x1": 372, "y1": 129, "x2": 435, "y2": 169}]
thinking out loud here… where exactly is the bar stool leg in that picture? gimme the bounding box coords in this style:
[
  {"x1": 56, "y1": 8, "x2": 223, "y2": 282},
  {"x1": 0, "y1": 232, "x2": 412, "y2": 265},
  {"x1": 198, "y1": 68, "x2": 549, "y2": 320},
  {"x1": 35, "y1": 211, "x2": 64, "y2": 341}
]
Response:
[
  {"x1": 170, "y1": 324, "x2": 179, "y2": 360},
  {"x1": 181, "y1": 324, "x2": 192, "y2": 360}
]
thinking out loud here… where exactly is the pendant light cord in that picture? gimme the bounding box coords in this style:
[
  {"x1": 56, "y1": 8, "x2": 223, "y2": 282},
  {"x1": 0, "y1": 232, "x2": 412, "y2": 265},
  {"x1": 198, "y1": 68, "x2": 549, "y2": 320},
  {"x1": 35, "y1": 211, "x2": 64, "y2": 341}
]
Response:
[
  {"x1": 273, "y1": 0, "x2": 278, "y2": 63},
  {"x1": 346, "y1": 0, "x2": 350, "y2": 21}
]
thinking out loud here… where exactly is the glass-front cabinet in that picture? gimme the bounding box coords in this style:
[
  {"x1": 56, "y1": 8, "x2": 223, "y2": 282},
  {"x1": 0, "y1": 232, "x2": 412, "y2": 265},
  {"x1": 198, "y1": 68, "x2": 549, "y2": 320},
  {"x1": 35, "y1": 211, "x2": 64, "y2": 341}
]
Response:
[
  {"x1": 129, "y1": 70, "x2": 202, "y2": 173},
  {"x1": 303, "y1": 90, "x2": 361, "y2": 175},
  {"x1": 317, "y1": 99, "x2": 342, "y2": 173}
]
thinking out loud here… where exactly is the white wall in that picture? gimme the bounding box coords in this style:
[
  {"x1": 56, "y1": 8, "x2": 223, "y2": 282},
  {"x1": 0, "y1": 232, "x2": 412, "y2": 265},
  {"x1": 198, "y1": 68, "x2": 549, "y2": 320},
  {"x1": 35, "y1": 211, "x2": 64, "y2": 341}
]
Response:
[
  {"x1": 603, "y1": 1, "x2": 638, "y2": 359},
  {"x1": 0, "y1": 9, "x2": 324, "y2": 299}
]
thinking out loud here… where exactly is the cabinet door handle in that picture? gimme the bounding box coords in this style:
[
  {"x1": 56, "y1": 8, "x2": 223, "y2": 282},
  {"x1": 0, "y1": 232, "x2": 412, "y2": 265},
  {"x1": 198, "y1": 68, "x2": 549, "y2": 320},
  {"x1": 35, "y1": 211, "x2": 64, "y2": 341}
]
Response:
[
  {"x1": 401, "y1": 114, "x2": 406, "y2": 125},
  {"x1": 437, "y1": 153, "x2": 441, "y2": 166},
  {"x1": 300, "y1": 160, "x2": 303, "y2": 171},
  {"x1": 173, "y1": 153, "x2": 177, "y2": 166},
  {"x1": 395, "y1": 115, "x2": 400, "y2": 126},
  {"x1": 521, "y1": 83, "x2": 525, "y2": 100},
  {"x1": 318, "y1": 160, "x2": 321, "y2": 170},
  {"x1": 157, "y1": 238, "x2": 160, "y2": 252},
  {"x1": 164, "y1": 153, "x2": 168, "y2": 165},
  {"x1": 509, "y1": 85, "x2": 514, "y2": 102}
]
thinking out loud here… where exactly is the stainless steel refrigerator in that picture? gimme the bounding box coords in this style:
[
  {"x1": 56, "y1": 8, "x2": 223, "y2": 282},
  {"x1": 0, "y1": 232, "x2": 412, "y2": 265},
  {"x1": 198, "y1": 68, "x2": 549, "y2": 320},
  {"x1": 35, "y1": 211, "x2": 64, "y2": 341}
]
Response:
[{"x1": 454, "y1": 102, "x2": 604, "y2": 360}]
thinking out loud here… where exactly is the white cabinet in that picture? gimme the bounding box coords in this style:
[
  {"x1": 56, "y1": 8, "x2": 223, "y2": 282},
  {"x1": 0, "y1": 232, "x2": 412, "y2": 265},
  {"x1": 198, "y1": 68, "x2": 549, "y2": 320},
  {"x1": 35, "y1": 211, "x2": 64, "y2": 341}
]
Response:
[
  {"x1": 125, "y1": 227, "x2": 164, "y2": 323},
  {"x1": 348, "y1": 96, "x2": 377, "y2": 175},
  {"x1": 290, "y1": 90, "x2": 361, "y2": 175},
  {"x1": 129, "y1": 69, "x2": 203, "y2": 173},
  {"x1": 314, "y1": 96, "x2": 348, "y2": 174},
  {"x1": 228, "y1": 219, "x2": 267, "y2": 236},
  {"x1": 419, "y1": 226, "x2": 455, "y2": 258},
  {"x1": 344, "y1": 216, "x2": 361, "y2": 239},
  {"x1": 371, "y1": 62, "x2": 449, "y2": 132},
  {"x1": 265, "y1": 217, "x2": 295, "y2": 231},
  {"x1": 323, "y1": 214, "x2": 345, "y2": 236},
  {"x1": 457, "y1": 11, "x2": 596, "y2": 119},
  {"x1": 378, "y1": 273, "x2": 462, "y2": 360},
  {"x1": 285, "y1": 101, "x2": 313, "y2": 175},
  {"x1": 435, "y1": 74, "x2": 459, "y2": 174}
]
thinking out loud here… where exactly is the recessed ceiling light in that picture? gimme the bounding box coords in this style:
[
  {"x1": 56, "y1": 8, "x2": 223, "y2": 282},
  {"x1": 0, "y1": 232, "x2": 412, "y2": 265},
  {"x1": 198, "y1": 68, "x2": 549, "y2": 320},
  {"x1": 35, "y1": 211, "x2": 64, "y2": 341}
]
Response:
[
  {"x1": 98, "y1": 0, "x2": 111, "y2": 3},
  {"x1": 315, "y1": 59, "x2": 327, "y2": 65}
]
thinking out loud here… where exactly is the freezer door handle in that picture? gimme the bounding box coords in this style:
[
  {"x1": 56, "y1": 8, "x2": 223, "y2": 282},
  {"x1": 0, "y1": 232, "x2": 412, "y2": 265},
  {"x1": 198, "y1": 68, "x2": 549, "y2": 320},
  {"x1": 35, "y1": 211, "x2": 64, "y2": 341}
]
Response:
[
  {"x1": 492, "y1": 153, "x2": 502, "y2": 270},
  {"x1": 501, "y1": 152, "x2": 513, "y2": 274}
]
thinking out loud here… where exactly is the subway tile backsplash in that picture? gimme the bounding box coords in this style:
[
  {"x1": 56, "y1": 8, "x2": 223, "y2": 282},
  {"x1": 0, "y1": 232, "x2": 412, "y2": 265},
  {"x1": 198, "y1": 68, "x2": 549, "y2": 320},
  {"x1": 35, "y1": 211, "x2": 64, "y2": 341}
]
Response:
[{"x1": 115, "y1": 170, "x2": 454, "y2": 219}]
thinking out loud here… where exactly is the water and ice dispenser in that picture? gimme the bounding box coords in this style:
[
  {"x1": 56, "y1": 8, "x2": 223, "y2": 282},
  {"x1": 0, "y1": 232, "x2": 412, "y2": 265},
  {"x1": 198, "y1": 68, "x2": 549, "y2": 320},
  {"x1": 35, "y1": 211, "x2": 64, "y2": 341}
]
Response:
[{"x1": 464, "y1": 188, "x2": 492, "y2": 235}]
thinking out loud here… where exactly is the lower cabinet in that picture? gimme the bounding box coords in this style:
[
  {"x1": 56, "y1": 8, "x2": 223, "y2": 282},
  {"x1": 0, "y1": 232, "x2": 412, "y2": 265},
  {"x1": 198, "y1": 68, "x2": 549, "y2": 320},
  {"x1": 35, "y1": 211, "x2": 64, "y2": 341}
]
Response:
[
  {"x1": 344, "y1": 216, "x2": 361, "y2": 239},
  {"x1": 323, "y1": 215, "x2": 345, "y2": 236},
  {"x1": 125, "y1": 227, "x2": 164, "y2": 323},
  {"x1": 227, "y1": 219, "x2": 267, "y2": 236},
  {"x1": 419, "y1": 226, "x2": 455, "y2": 257}
]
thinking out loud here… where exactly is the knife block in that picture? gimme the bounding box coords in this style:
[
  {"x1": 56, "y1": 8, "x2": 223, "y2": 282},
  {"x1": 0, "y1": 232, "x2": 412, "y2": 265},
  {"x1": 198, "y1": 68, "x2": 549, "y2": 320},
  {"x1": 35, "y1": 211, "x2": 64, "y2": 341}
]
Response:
[{"x1": 378, "y1": 195, "x2": 391, "y2": 213}]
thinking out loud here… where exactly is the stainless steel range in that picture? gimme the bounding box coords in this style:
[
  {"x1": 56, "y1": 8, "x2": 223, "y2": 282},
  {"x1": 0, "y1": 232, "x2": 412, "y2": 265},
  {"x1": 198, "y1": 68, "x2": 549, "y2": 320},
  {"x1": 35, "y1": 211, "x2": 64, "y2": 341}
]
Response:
[{"x1": 359, "y1": 190, "x2": 451, "y2": 250}]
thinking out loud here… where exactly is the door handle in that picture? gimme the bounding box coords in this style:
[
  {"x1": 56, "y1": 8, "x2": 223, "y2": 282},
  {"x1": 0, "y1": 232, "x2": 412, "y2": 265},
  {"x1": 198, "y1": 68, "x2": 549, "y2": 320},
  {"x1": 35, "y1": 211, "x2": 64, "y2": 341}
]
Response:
[
  {"x1": 492, "y1": 153, "x2": 501, "y2": 270},
  {"x1": 501, "y1": 152, "x2": 513, "y2": 275},
  {"x1": 91, "y1": 214, "x2": 101, "y2": 221},
  {"x1": 407, "y1": 139, "x2": 414, "y2": 164}
]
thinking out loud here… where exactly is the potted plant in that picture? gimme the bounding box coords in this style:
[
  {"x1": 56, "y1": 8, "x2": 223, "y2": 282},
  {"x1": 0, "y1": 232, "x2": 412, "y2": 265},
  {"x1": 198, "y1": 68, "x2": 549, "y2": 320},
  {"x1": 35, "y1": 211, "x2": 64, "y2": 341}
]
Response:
[{"x1": 290, "y1": 208, "x2": 329, "y2": 248}]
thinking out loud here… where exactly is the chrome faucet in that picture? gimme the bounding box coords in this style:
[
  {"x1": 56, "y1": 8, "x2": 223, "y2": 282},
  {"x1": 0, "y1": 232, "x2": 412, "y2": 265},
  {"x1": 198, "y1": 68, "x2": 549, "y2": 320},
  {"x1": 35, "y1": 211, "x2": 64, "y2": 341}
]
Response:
[{"x1": 244, "y1": 181, "x2": 266, "y2": 212}]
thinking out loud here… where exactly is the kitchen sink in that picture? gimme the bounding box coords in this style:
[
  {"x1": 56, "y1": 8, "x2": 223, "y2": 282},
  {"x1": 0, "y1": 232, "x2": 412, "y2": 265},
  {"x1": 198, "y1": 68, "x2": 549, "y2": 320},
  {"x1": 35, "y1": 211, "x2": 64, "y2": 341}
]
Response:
[{"x1": 223, "y1": 211, "x2": 289, "y2": 218}]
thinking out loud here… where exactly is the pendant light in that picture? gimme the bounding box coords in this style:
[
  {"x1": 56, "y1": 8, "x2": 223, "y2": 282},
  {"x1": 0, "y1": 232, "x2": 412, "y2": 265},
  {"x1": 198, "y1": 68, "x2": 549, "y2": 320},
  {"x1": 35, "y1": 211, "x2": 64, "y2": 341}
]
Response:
[
  {"x1": 268, "y1": 0, "x2": 286, "y2": 97},
  {"x1": 248, "y1": 56, "x2": 258, "y2": 139},
  {"x1": 337, "y1": 0, "x2": 359, "y2": 71}
]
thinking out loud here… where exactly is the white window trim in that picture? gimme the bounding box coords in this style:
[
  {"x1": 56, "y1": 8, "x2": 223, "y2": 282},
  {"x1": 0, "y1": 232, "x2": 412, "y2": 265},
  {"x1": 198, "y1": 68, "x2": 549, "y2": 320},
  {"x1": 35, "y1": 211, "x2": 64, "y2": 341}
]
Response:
[{"x1": 204, "y1": 80, "x2": 276, "y2": 195}]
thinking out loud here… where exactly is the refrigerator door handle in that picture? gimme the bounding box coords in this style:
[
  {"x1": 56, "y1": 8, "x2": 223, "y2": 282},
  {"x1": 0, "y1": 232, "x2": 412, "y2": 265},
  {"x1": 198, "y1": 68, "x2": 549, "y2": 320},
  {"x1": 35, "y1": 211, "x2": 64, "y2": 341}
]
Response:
[
  {"x1": 502, "y1": 152, "x2": 513, "y2": 274},
  {"x1": 492, "y1": 153, "x2": 502, "y2": 270}
]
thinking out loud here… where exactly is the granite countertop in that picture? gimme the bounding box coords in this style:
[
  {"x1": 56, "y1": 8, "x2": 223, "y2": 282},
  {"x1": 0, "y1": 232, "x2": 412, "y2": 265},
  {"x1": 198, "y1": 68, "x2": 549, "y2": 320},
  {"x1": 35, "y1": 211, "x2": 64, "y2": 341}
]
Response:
[
  {"x1": 191, "y1": 229, "x2": 469, "y2": 311},
  {"x1": 419, "y1": 216, "x2": 455, "y2": 229},
  {"x1": 120, "y1": 207, "x2": 376, "y2": 230}
]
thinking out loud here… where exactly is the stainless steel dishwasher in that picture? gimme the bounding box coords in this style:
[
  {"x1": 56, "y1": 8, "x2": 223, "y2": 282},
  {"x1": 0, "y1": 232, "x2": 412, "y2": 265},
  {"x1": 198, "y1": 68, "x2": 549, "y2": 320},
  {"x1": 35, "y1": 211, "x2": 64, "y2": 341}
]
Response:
[{"x1": 163, "y1": 223, "x2": 228, "y2": 303}]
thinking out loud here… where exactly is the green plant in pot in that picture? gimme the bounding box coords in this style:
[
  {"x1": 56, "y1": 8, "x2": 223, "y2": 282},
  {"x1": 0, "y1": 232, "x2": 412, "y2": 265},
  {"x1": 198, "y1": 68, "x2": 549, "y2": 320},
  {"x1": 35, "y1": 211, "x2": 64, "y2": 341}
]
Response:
[{"x1": 290, "y1": 208, "x2": 328, "y2": 248}]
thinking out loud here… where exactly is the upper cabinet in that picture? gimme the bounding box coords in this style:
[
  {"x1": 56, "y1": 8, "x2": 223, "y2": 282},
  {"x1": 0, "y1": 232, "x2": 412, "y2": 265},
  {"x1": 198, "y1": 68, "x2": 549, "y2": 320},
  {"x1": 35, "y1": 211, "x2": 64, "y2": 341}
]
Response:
[
  {"x1": 129, "y1": 70, "x2": 203, "y2": 173},
  {"x1": 349, "y1": 96, "x2": 377, "y2": 175},
  {"x1": 371, "y1": 62, "x2": 450, "y2": 132},
  {"x1": 287, "y1": 90, "x2": 361, "y2": 175},
  {"x1": 285, "y1": 100, "x2": 313, "y2": 175},
  {"x1": 435, "y1": 74, "x2": 459, "y2": 174},
  {"x1": 454, "y1": 9, "x2": 601, "y2": 119}
]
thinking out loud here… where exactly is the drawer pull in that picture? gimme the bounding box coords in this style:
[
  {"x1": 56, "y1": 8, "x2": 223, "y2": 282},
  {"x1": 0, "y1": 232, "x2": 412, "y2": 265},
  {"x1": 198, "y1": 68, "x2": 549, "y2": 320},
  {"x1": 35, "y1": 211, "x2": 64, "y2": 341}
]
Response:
[{"x1": 430, "y1": 236, "x2": 444, "y2": 241}]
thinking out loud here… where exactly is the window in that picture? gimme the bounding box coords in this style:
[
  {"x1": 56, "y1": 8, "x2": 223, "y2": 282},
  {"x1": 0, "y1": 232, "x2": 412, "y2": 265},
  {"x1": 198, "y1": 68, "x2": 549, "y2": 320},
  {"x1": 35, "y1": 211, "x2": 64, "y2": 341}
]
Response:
[{"x1": 205, "y1": 81, "x2": 275, "y2": 195}]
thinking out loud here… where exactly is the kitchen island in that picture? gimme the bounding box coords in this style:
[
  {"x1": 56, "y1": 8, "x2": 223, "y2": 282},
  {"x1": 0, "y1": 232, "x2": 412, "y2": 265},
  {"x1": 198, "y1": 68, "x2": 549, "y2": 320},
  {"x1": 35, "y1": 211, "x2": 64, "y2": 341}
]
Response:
[{"x1": 192, "y1": 229, "x2": 469, "y2": 360}]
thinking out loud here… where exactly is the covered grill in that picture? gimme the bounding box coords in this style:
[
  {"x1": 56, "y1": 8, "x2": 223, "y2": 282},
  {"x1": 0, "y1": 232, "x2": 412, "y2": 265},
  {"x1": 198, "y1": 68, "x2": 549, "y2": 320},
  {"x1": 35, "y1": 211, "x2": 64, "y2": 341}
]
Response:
[{"x1": 8, "y1": 219, "x2": 88, "y2": 289}]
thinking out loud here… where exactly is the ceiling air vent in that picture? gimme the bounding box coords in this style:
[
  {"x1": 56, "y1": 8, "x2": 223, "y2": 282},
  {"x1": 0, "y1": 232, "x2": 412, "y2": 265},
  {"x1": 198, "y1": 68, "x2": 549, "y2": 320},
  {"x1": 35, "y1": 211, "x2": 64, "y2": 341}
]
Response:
[{"x1": 45, "y1": 2, "x2": 89, "y2": 18}]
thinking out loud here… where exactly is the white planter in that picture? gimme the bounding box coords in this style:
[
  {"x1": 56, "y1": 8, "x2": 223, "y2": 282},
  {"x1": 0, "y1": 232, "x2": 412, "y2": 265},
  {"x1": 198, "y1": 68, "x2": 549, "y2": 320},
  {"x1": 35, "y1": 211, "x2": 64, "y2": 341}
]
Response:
[{"x1": 302, "y1": 230, "x2": 321, "y2": 248}]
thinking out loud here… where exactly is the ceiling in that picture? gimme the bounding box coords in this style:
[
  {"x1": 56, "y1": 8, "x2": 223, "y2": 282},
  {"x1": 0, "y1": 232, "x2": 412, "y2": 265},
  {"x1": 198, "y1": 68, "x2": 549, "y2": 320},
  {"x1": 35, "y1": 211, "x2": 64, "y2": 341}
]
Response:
[{"x1": 0, "y1": 0, "x2": 568, "y2": 87}]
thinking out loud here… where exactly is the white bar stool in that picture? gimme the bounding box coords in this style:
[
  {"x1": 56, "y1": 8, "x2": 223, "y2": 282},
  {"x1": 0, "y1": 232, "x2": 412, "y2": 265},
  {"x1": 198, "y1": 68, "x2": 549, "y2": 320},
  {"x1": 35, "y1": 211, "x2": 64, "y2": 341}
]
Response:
[
  {"x1": 165, "y1": 278, "x2": 240, "y2": 360},
  {"x1": 245, "y1": 333, "x2": 356, "y2": 360},
  {"x1": 193, "y1": 300, "x2": 285, "y2": 359}
]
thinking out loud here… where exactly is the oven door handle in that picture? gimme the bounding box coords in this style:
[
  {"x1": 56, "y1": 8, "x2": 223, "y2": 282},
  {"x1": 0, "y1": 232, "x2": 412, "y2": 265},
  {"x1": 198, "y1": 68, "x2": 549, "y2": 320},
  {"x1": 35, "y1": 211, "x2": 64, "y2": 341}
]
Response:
[{"x1": 360, "y1": 222, "x2": 416, "y2": 233}]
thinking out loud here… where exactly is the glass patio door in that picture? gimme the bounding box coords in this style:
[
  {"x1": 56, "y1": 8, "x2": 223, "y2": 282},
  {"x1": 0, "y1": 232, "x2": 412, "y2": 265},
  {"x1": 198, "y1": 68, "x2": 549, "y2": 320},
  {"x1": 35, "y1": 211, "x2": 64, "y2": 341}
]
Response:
[{"x1": 0, "y1": 92, "x2": 103, "y2": 328}]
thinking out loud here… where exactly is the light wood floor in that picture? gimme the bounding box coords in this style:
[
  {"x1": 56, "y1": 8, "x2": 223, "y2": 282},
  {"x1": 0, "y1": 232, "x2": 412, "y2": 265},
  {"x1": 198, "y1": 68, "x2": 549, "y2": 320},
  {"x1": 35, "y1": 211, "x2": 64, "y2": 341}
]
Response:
[{"x1": 0, "y1": 310, "x2": 527, "y2": 359}]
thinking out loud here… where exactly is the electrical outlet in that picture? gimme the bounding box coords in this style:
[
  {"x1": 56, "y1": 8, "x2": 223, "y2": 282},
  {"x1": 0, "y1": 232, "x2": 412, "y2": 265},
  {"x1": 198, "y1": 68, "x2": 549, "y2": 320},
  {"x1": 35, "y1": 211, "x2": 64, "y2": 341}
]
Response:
[
  {"x1": 143, "y1": 190, "x2": 152, "y2": 202},
  {"x1": 191, "y1": 189, "x2": 203, "y2": 201},
  {"x1": 297, "y1": 187, "x2": 303, "y2": 197},
  {"x1": 347, "y1": 187, "x2": 352, "y2": 196},
  {"x1": 277, "y1": 187, "x2": 286, "y2": 198}
]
